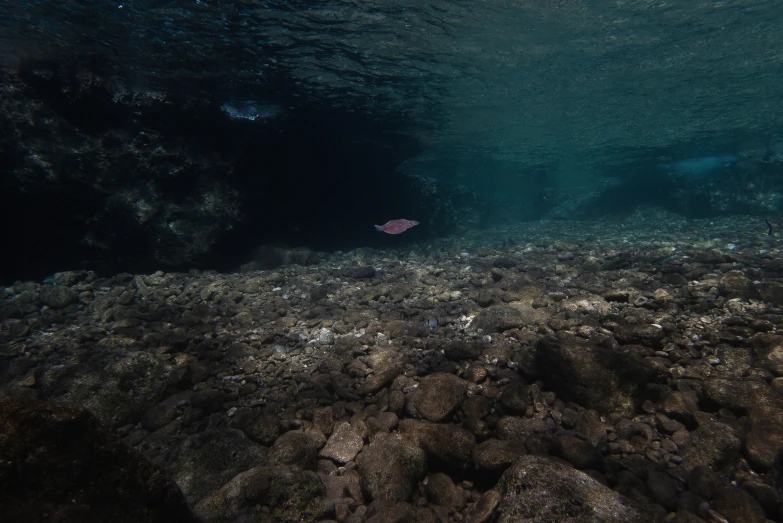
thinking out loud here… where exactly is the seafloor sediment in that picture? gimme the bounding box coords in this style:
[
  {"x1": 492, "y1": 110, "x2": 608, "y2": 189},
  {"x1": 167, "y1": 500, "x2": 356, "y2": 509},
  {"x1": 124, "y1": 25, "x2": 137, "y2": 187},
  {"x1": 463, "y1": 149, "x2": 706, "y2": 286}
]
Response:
[{"x1": 2, "y1": 212, "x2": 783, "y2": 522}]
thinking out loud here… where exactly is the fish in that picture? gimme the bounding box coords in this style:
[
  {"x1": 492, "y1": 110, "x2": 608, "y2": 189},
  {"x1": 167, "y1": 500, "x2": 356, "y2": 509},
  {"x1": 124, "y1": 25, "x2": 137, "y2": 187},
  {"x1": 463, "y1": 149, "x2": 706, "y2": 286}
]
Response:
[
  {"x1": 765, "y1": 219, "x2": 783, "y2": 236},
  {"x1": 374, "y1": 219, "x2": 419, "y2": 234}
]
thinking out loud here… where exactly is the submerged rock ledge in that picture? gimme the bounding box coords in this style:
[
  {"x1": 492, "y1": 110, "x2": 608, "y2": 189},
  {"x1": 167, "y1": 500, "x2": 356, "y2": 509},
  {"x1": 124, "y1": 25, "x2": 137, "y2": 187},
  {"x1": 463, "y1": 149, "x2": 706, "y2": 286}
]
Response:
[{"x1": 2, "y1": 214, "x2": 783, "y2": 522}]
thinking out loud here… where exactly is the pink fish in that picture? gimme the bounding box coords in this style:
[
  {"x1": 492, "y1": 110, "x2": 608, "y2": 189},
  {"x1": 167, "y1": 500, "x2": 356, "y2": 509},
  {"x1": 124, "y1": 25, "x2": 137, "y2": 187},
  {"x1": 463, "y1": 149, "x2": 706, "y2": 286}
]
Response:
[{"x1": 374, "y1": 219, "x2": 419, "y2": 234}]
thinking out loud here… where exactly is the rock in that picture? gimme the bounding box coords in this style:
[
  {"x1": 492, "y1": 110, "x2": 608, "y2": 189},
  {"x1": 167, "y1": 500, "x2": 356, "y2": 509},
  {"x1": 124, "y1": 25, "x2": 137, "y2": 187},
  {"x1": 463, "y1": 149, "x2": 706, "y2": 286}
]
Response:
[
  {"x1": 712, "y1": 487, "x2": 766, "y2": 523},
  {"x1": 313, "y1": 406, "x2": 336, "y2": 436},
  {"x1": 660, "y1": 390, "x2": 700, "y2": 426},
  {"x1": 36, "y1": 350, "x2": 171, "y2": 429},
  {"x1": 363, "y1": 500, "x2": 416, "y2": 523},
  {"x1": 536, "y1": 335, "x2": 656, "y2": 416},
  {"x1": 495, "y1": 455, "x2": 654, "y2": 522},
  {"x1": 645, "y1": 470, "x2": 678, "y2": 512},
  {"x1": 194, "y1": 465, "x2": 325, "y2": 523},
  {"x1": 229, "y1": 409, "x2": 281, "y2": 445},
  {"x1": 155, "y1": 428, "x2": 267, "y2": 505},
  {"x1": 0, "y1": 398, "x2": 195, "y2": 522},
  {"x1": 556, "y1": 434, "x2": 604, "y2": 470},
  {"x1": 140, "y1": 403, "x2": 178, "y2": 431},
  {"x1": 752, "y1": 334, "x2": 783, "y2": 375},
  {"x1": 425, "y1": 472, "x2": 466, "y2": 513},
  {"x1": 39, "y1": 284, "x2": 78, "y2": 309},
  {"x1": 269, "y1": 430, "x2": 326, "y2": 470},
  {"x1": 357, "y1": 433, "x2": 427, "y2": 503},
  {"x1": 472, "y1": 305, "x2": 526, "y2": 333},
  {"x1": 469, "y1": 489, "x2": 502, "y2": 523},
  {"x1": 498, "y1": 381, "x2": 530, "y2": 414},
  {"x1": 472, "y1": 439, "x2": 522, "y2": 470},
  {"x1": 718, "y1": 271, "x2": 758, "y2": 299},
  {"x1": 190, "y1": 389, "x2": 225, "y2": 414},
  {"x1": 367, "y1": 412, "x2": 399, "y2": 436},
  {"x1": 352, "y1": 266, "x2": 377, "y2": 279},
  {"x1": 687, "y1": 464, "x2": 722, "y2": 499},
  {"x1": 702, "y1": 378, "x2": 783, "y2": 412},
  {"x1": 407, "y1": 372, "x2": 467, "y2": 422},
  {"x1": 398, "y1": 418, "x2": 476, "y2": 467},
  {"x1": 357, "y1": 347, "x2": 406, "y2": 396},
  {"x1": 679, "y1": 422, "x2": 741, "y2": 475},
  {"x1": 744, "y1": 406, "x2": 783, "y2": 471},
  {"x1": 320, "y1": 421, "x2": 364, "y2": 464},
  {"x1": 443, "y1": 340, "x2": 480, "y2": 361},
  {"x1": 613, "y1": 323, "x2": 665, "y2": 348}
]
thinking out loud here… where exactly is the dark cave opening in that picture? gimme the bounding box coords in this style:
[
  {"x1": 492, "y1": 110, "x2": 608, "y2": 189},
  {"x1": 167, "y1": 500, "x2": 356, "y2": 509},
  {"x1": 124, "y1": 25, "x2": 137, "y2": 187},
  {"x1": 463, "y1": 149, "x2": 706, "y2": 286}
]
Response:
[{"x1": 0, "y1": 66, "x2": 436, "y2": 285}]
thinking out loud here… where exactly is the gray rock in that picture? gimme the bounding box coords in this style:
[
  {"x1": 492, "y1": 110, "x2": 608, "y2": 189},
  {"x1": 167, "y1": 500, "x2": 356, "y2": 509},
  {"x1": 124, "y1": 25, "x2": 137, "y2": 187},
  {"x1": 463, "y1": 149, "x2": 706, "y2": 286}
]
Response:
[
  {"x1": 357, "y1": 433, "x2": 427, "y2": 503},
  {"x1": 156, "y1": 428, "x2": 267, "y2": 505},
  {"x1": 718, "y1": 270, "x2": 758, "y2": 299},
  {"x1": 495, "y1": 455, "x2": 654, "y2": 522},
  {"x1": 407, "y1": 372, "x2": 467, "y2": 422},
  {"x1": 320, "y1": 421, "x2": 364, "y2": 464},
  {"x1": 194, "y1": 465, "x2": 325, "y2": 523},
  {"x1": 39, "y1": 284, "x2": 78, "y2": 309}
]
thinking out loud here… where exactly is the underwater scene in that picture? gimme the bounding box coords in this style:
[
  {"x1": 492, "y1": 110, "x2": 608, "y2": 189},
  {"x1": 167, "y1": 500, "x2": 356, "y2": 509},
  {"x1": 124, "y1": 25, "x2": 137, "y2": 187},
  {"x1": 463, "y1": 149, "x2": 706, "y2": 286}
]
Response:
[{"x1": 2, "y1": 1, "x2": 783, "y2": 522}]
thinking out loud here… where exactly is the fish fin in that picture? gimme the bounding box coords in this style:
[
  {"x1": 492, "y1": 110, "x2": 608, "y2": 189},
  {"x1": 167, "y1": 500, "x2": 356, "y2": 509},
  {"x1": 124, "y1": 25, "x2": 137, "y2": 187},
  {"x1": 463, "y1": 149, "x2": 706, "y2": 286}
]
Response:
[
  {"x1": 374, "y1": 225, "x2": 383, "y2": 231},
  {"x1": 766, "y1": 219, "x2": 775, "y2": 236}
]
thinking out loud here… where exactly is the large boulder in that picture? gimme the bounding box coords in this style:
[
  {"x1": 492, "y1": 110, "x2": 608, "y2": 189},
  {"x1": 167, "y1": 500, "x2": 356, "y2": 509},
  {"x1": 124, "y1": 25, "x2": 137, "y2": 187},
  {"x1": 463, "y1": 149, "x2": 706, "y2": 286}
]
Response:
[
  {"x1": 0, "y1": 398, "x2": 195, "y2": 522},
  {"x1": 494, "y1": 455, "x2": 654, "y2": 522}
]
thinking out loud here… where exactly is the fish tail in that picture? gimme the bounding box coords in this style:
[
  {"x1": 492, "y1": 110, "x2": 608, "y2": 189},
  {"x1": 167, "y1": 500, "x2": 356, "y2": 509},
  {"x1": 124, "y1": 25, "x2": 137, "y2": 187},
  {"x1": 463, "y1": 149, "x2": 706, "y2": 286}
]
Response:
[
  {"x1": 374, "y1": 225, "x2": 383, "y2": 231},
  {"x1": 766, "y1": 219, "x2": 775, "y2": 236}
]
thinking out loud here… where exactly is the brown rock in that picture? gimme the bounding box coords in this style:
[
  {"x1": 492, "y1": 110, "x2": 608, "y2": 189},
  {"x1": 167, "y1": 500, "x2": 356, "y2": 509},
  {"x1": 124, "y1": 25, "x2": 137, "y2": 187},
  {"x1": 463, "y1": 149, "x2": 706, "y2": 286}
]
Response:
[
  {"x1": 495, "y1": 455, "x2": 654, "y2": 522},
  {"x1": 425, "y1": 472, "x2": 466, "y2": 513},
  {"x1": 269, "y1": 430, "x2": 326, "y2": 470},
  {"x1": 661, "y1": 390, "x2": 699, "y2": 427},
  {"x1": 472, "y1": 439, "x2": 522, "y2": 470},
  {"x1": 194, "y1": 465, "x2": 325, "y2": 523},
  {"x1": 357, "y1": 433, "x2": 427, "y2": 503},
  {"x1": 398, "y1": 418, "x2": 476, "y2": 467},
  {"x1": 469, "y1": 489, "x2": 501, "y2": 523},
  {"x1": 320, "y1": 421, "x2": 364, "y2": 464},
  {"x1": 703, "y1": 378, "x2": 783, "y2": 412},
  {"x1": 679, "y1": 422, "x2": 741, "y2": 475},
  {"x1": 712, "y1": 487, "x2": 766, "y2": 523},
  {"x1": 407, "y1": 372, "x2": 467, "y2": 422},
  {"x1": 744, "y1": 406, "x2": 783, "y2": 471}
]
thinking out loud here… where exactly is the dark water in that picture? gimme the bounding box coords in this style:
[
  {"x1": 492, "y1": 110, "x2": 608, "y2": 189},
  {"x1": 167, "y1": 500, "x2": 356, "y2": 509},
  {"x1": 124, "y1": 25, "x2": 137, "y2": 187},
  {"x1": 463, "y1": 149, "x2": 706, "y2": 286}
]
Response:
[{"x1": 1, "y1": 0, "x2": 783, "y2": 282}]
